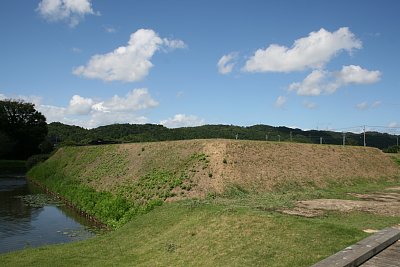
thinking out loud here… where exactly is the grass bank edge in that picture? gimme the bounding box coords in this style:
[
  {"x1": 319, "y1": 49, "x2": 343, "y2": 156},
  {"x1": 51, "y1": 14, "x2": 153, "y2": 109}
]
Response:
[
  {"x1": 26, "y1": 146, "x2": 207, "y2": 229},
  {"x1": 2, "y1": 200, "x2": 400, "y2": 267}
]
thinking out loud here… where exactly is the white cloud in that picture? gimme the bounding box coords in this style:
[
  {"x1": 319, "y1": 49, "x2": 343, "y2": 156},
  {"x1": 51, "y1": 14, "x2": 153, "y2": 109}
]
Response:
[
  {"x1": 0, "y1": 93, "x2": 43, "y2": 108},
  {"x1": 356, "y1": 102, "x2": 369, "y2": 110},
  {"x1": 68, "y1": 95, "x2": 93, "y2": 115},
  {"x1": 72, "y1": 47, "x2": 82, "y2": 53},
  {"x1": 289, "y1": 70, "x2": 337, "y2": 96},
  {"x1": 371, "y1": 100, "x2": 382, "y2": 108},
  {"x1": 388, "y1": 122, "x2": 400, "y2": 128},
  {"x1": 37, "y1": 0, "x2": 98, "y2": 27},
  {"x1": 104, "y1": 26, "x2": 116, "y2": 33},
  {"x1": 37, "y1": 104, "x2": 67, "y2": 123},
  {"x1": 5, "y1": 95, "x2": 43, "y2": 106},
  {"x1": 274, "y1": 96, "x2": 287, "y2": 108},
  {"x1": 336, "y1": 65, "x2": 381, "y2": 84},
  {"x1": 217, "y1": 52, "x2": 238, "y2": 74},
  {"x1": 73, "y1": 29, "x2": 185, "y2": 82},
  {"x1": 93, "y1": 88, "x2": 159, "y2": 112},
  {"x1": 160, "y1": 114, "x2": 205, "y2": 128},
  {"x1": 243, "y1": 27, "x2": 361, "y2": 73},
  {"x1": 0, "y1": 89, "x2": 158, "y2": 129},
  {"x1": 303, "y1": 100, "x2": 317, "y2": 109},
  {"x1": 161, "y1": 38, "x2": 187, "y2": 50},
  {"x1": 289, "y1": 65, "x2": 381, "y2": 96},
  {"x1": 354, "y1": 100, "x2": 382, "y2": 111}
]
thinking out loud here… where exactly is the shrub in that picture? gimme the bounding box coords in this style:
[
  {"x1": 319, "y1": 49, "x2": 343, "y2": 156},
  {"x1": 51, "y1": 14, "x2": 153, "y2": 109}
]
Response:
[{"x1": 383, "y1": 145, "x2": 399, "y2": 153}]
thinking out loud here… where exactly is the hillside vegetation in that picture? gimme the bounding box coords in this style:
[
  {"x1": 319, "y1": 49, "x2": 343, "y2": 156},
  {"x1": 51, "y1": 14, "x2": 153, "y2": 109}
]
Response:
[
  {"x1": 4, "y1": 139, "x2": 400, "y2": 266},
  {"x1": 47, "y1": 122, "x2": 400, "y2": 150},
  {"x1": 28, "y1": 139, "x2": 399, "y2": 228}
]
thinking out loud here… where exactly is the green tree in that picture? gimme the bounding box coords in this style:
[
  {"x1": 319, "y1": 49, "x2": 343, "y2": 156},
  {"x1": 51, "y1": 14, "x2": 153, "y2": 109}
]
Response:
[{"x1": 0, "y1": 99, "x2": 47, "y2": 159}]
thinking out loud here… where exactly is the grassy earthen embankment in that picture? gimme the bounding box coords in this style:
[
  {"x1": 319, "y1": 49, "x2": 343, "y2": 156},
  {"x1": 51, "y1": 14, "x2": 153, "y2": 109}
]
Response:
[{"x1": 3, "y1": 139, "x2": 399, "y2": 266}]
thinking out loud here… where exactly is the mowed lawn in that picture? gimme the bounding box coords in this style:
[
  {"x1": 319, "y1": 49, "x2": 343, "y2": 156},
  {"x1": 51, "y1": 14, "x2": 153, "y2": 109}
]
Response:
[{"x1": 2, "y1": 198, "x2": 400, "y2": 267}]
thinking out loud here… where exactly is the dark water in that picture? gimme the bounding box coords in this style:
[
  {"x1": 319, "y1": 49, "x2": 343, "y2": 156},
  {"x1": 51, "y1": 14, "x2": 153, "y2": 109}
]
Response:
[{"x1": 0, "y1": 175, "x2": 101, "y2": 254}]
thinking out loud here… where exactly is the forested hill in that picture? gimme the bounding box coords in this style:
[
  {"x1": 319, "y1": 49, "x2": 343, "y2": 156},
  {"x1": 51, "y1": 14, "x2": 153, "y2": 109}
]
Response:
[{"x1": 47, "y1": 122, "x2": 399, "y2": 150}]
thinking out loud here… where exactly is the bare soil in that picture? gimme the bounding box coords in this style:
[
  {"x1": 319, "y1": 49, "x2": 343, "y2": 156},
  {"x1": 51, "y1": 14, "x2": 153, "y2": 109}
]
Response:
[
  {"x1": 281, "y1": 187, "x2": 400, "y2": 217},
  {"x1": 65, "y1": 139, "x2": 400, "y2": 199},
  {"x1": 192, "y1": 140, "x2": 399, "y2": 195}
]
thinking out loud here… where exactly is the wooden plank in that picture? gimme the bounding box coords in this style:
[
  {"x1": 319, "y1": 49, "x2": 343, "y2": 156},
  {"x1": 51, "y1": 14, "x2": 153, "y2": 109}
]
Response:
[
  {"x1": 361, "y1": 240, "x2": 400, "y2": 267},
  {"x1": 312, "y1": 227, "x2": 400, "y2": 267}
]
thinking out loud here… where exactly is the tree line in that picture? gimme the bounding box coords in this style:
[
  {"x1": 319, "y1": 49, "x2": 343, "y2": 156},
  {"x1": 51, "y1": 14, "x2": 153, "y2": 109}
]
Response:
[
  {"x1": 0, "y1": 100, "x2": 49, "y2": 160},
  {"x1": 48, "y1": 122, "x2": 399, "y2": 151},
  {"x1": 1, "y1": 99, "x2": 398, "y2": 160}
]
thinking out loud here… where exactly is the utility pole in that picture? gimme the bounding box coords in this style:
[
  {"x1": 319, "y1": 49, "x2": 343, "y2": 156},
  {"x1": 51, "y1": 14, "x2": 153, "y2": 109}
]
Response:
[
  {"x1": 363, "y1": 125, "x2": 366, "y2": 147},
  {"x1": 278, "y1": 135, "x2": 280, "y2": 142},
  {"x1": 290, "y1": 131, "x2": 292, "y2": 142},
  {"x1": 320, "y1": 137, "x2": 323, "y2": 145},
  {"x1": 342, "y1": 132, "x2": 346, "y2": 146}
]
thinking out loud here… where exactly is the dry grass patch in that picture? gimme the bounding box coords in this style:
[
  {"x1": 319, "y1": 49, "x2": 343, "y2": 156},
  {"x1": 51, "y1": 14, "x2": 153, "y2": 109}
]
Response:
[
  {"x1": 197, "y1": 140, "x2": 400, "y2": 193},
  {"x1": 281, "y1": 187, "x2": 400, "y2": 217},
  {"x1": 46, "y1": 140, "x2": 400, "y2": 199}
]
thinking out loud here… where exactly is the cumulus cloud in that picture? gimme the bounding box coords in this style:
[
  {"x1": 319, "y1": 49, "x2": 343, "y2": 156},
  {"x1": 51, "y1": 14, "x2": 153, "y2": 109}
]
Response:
[
  {"x1": 37, "y1": 104, "x2": 68, "y2": 123},
  {"x1": 93, "y1": 88, "x2": 159, "y2": 112},
  {"x1": 217, "y1": 52, "x2": 238, "y2": 74},
  {"x1": 104, "y1": 26, "x2": 116, "y2": 33},
  {"x1": 371, "y1": 100, "x2": 382, "y2": 108},
  {"x1": 243, "y1": 27, "x2": 361, "y2": 73},
  {"x1": 289, "y1": 70, "x2": 337, "y2": 96},
  {"x1": 162, "y1": 39, "x2": 187, "y2": 50},
  {"x1": 68, "y1": 95, "x2": 93, "y2": 115},
  {"x1": 336, "y1": 65, "x2": 381, "y2": 84},
  {"x1": 354, "y1": 100, "x2": 382, "y2": 111},
  {"x1": 389, "y1": 122, "x2": 400, "y2": 128},
  {"x1": 0, "y1": 94, "x2": 43, "y2": 106},
  {"x1": 356, "y1": 102, "x2": 369, "y2": 110},
  {"x1": 274, "y1": 96, "x2": 287, "y2": 108},
  {"x1": 1, "y1": 89, "x2": 158, "y2": 128},
  {"x1": 160, "y1": 114, "x2": 205, "y2": 128},
  {"x1": 289, "y1": 65, "x2": 381, "y2": 96},
  {"x1": 22, "y1": 95, "x2": 43, "y2": 106},
  {"x1": 73, "y1": 29, "x2": 185, "y2": 82},
  {"x1": 37, "y1": 0, "x2": 98, "y2": 27}
]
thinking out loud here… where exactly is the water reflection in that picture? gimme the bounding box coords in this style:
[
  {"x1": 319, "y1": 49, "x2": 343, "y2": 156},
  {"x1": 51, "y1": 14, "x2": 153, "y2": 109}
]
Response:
[{"x1": 0, "y1": 175, "x2": 100, "y2": 254}]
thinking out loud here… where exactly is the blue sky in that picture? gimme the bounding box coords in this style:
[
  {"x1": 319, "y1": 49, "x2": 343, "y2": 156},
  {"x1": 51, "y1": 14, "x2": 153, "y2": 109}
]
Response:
[{"x1": 0, "y1": 0, "x2": 399, "y2": 132}]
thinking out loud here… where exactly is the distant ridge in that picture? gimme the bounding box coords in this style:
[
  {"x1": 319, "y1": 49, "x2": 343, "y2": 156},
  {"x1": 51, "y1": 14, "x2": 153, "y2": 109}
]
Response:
[{"x1": 47, "y1": 122, "x2": 399, "y2": 150}]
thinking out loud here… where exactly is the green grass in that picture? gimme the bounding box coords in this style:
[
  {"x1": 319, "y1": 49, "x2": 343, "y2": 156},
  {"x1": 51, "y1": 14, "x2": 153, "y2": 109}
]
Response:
[
  {"x1": 27, "y1": 146, "x2": 208, "y2": 228},
  {"x1": 5, "y1": 144, "x2": 398, "y2": 266},
  {"x1": 392, "y1": 154, "x2": 400, "y2": 166},
  {"x1": 1, "y1": 199, "x2": 400, "y2": 267},
  {"x1": 211, "y1": 177, "x2": 400, "y2": 213}
]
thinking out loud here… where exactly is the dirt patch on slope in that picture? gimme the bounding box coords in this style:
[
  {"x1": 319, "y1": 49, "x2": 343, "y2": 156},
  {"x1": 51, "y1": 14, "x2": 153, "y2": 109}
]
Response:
[
  {"x1": 281, "y1": 188, "x2": 400, "y2": 217},
  {"x1": 53, "y1": 139, "x2": 400, "y2": 200},
  {"x1": 198, "y1": 140, "x2": 400, "y2": 193}
]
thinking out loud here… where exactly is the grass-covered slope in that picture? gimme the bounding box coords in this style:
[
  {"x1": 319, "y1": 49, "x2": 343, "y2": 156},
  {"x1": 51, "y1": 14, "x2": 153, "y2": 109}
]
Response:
[
  {"x1": 3, "y1": 140, "x2": 400, "y2": 266},
  {"x1": 27, "y1": 140, "x2": 399, "y2": 228},
  {"x1": 2, "y1": 200, "x2": 400, "y2": 267}
]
